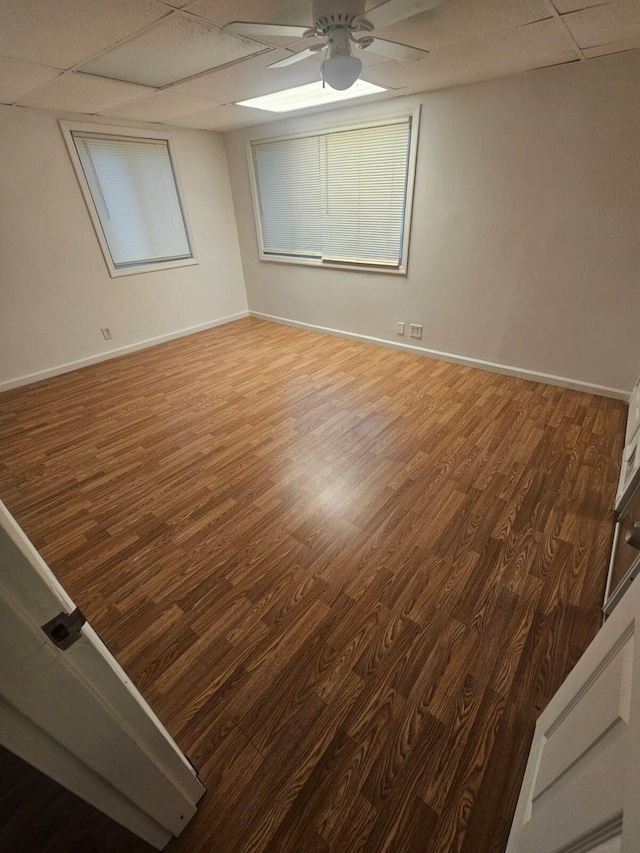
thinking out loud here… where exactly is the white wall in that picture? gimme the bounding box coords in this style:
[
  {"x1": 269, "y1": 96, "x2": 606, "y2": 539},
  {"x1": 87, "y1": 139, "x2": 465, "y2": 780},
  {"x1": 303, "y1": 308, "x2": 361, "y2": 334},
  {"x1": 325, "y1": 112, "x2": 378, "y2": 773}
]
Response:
[
  {"x1": 0, "y1": 106, "x2": 248, "y2": 390},
  {"x1": 225, "y1": 50, "x2": 640, "y2": 397}
]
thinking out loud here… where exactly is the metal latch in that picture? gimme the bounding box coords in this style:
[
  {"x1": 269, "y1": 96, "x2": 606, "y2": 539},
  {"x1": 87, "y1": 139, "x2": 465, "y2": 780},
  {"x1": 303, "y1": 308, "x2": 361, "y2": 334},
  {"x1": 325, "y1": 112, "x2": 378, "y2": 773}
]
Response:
[{"x1": 41, "y1": 608, "x2": 86, "y2": 650}]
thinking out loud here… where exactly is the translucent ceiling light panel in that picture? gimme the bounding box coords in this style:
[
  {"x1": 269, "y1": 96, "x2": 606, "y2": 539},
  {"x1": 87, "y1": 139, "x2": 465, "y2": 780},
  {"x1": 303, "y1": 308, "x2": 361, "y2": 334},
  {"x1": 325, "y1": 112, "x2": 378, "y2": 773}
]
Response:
[{"x1": 236, "y1": 79, "x2": 386, "y2": 113}]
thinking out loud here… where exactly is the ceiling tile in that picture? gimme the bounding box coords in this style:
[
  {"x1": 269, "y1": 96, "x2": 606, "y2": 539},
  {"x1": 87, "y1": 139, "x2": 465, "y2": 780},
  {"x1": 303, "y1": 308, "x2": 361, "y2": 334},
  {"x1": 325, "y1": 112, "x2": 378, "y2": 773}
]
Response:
[
  {"x1": 383, "y1": 53, "x2": 579, "y2": 97},
  {"x1": 172, "y1": 47, "x2": 323, "y2": 101},
  {"x1": 582, "y1": 34, "x2": 640, "y2": 56},
  {"x1": 364, "y1": 19, "x2": 578, "y2": 91},
  {"x1": 185, "y1": 0, "x2": 312, "y2": 44},
  {"x1": 80, "y1": 13, "x2": 266, "y2": 87},
  {"x1": 168, "y1": 101, "x2": 276, "y2": 129},
  {"x1": 101, "y1": 90, "x2": 220, "y2": 120},
  {"x1": 0, "y1": 0, "x2": 168, "y2": 70},
  {"x1": 0, "y1": 56, "x2": 61, "y2": 105},
  {"x1": 551, "y1": 0, "x2": 612, "y2": 12},
  {"x1": 371, "y1": 0, "x2": 552, "y2": 51},
  {"x1": 561, "y1": 0, "x2": 640, "y2": 48},
  {"x1": 17, "y1": 72, "x2": 154, "y2": 113}
]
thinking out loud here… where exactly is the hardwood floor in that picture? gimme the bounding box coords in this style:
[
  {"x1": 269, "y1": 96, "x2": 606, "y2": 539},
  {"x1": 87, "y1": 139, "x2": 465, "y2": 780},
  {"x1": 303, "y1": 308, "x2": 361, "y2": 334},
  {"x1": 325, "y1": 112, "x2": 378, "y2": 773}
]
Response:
[{"x1": 0, "y1": 317, "x2": 626, "y2": 852}]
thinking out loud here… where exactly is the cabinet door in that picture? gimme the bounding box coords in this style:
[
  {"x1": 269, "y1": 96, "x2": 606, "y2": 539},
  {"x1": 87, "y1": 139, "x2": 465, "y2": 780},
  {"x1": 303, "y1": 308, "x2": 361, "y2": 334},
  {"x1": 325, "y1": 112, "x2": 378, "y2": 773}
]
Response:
[{"x1": 507, "y1": 576, "x2": 640, "y2": 852}]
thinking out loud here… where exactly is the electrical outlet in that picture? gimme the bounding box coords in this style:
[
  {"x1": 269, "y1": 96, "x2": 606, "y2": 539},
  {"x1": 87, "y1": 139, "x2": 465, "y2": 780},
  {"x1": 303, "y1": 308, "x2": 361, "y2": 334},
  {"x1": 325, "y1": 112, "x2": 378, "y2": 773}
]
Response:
[
  {"x1": 397, "y1": 321, "x2": 405, "y2": 336},
  {"x1": 409, "y1": 324, "x2": 423, "y2": 340},
  {"x1": 101, "y1": 327, "x2": 113, "y2": 341}
]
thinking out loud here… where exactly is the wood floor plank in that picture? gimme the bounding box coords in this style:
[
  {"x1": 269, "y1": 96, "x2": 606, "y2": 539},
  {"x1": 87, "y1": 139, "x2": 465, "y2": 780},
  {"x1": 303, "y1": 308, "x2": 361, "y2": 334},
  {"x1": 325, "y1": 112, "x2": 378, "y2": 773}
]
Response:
[{"x1": 0, "y1": 316, "x2": 626, "y2": 852}]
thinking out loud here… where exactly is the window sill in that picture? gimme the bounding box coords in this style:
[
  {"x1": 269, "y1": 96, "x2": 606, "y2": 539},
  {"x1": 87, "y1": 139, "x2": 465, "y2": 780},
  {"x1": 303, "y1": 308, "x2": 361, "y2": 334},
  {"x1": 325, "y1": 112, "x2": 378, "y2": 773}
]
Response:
[
  {"x1": 258, "y1": 253, "x2": 407, "y2": 276},
  {"x1": 107, "y1": 257, "x2": 199, "y2": 279}
]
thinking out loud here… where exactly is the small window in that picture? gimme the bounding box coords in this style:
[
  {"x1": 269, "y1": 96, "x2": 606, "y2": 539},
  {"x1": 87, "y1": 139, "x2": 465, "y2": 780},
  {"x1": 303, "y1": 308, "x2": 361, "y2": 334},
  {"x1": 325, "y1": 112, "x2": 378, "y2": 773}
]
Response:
[
  {"x1": 61, "y1": 123, "x2": 196, "y2": 277},
  {"x1": 248, "y1": 111, "x2": 418, "y2": 274}
]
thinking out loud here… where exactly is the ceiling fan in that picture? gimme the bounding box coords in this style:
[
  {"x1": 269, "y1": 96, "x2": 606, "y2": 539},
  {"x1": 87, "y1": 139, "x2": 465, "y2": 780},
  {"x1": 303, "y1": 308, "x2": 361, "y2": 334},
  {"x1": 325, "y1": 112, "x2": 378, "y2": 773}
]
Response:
[{"x1": 222, "y1": 0, "x2": 445, "y2": 91}]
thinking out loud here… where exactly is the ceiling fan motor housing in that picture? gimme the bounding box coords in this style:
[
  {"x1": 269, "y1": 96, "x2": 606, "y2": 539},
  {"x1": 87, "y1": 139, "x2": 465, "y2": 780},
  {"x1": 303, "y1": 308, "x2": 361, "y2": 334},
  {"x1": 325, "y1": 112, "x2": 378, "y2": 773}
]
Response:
[{"x1": 312, "y1": 0, "x2": 367, "y2": 33}]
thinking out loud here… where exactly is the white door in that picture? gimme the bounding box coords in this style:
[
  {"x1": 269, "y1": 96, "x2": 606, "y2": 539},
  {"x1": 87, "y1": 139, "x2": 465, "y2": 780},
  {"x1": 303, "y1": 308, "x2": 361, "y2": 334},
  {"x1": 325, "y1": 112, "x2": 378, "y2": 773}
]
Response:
[
  {"x1": 0, "y1": 500, "x2": 205, "y2": 850},
  {"x1": 507, "y1": 575, "x2": 640, "y2": 852}
]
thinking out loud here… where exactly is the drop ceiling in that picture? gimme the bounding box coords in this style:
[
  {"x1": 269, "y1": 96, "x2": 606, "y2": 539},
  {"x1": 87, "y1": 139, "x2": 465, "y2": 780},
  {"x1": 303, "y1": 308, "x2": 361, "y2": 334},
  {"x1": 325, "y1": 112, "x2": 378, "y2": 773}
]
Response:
[{"x1": 0, "y1": 0, "x2": 639, "y2": 132}]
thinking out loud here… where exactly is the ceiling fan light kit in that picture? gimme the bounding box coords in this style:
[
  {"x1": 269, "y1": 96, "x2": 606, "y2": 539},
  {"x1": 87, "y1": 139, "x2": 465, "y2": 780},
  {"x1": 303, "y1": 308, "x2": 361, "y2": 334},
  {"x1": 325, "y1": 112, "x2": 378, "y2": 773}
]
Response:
[
  {"x1": 223, "y1": 0, "x2": 443, "y2": 93},
  {"x1": 322, "y1": 52, "x2": 363, "y2": 90},
  {"x1": 321, "y1": 26, "x2": 363, "y2": 91}
]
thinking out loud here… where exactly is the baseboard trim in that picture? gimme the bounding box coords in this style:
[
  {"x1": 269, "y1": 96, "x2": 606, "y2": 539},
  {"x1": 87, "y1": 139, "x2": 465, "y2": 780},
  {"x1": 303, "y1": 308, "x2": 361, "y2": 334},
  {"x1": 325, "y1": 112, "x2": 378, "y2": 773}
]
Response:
[
  {"x1": 249, "y1": 311, "x2": 629, "y2": 401},
  {"x1": 0, "y1": 311, "x2": 249, "y2": 393}
]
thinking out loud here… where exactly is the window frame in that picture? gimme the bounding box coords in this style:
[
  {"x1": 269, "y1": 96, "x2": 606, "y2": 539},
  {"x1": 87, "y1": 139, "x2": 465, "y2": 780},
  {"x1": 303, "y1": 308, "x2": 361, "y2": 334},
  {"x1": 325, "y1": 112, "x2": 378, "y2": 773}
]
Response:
[
  {"x1": 245, "y1": 105, "x2": 420, "y2": 276},
  {"x1": 59, "y1": 120, "x2": 198, "y2": 279}
]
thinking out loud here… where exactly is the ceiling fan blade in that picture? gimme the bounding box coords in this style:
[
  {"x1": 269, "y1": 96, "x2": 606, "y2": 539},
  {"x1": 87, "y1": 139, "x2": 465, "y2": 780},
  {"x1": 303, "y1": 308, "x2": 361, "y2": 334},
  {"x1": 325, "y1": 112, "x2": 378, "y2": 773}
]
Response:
[
  {"x1": 365, "y1": 0, "x2": 445, "y2": 31},
  {"x1": 365, "y1": 37, "x2": 427, "y2": 61},
  {"x1": 221, "y1": 21, "x2": 310, "y2": 39},
  {"x1": 268, "y1": 47, "x2": 319, "y2": 68}
]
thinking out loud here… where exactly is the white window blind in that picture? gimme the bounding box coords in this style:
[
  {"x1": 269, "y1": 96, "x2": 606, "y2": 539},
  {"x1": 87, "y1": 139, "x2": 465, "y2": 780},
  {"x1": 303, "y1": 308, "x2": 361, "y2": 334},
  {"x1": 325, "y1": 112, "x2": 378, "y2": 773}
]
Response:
[
  {"x1": 250, "y1": 117, "x2": 412, "y2": 269},
  {"x1": 71, "y1": 132, "x2": 192, "y2": 270},
  {"x1": 252, "y1": 135, "x2": 323, "y2": 259}
]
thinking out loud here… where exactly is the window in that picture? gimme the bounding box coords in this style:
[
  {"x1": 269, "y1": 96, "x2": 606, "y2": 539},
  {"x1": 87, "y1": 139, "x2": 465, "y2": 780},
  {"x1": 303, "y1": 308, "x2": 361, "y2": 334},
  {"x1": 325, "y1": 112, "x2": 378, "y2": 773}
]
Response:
[
  {"x1": 61, "y1": 122, "x2": 196, "y2": 277},
  {"x1": 248, "y1": 111, "x2": 418, "y2": 273}
]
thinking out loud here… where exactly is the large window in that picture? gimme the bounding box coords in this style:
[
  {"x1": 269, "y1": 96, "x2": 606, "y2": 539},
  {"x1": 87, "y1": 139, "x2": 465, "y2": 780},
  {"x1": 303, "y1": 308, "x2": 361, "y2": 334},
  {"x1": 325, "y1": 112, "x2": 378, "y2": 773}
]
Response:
[
  {"x1": 248, "y1": 111, "x2": 418, "y2": 274},
  {"x1": 61, "y1": 123, "x2": 196, "y2": 278}
]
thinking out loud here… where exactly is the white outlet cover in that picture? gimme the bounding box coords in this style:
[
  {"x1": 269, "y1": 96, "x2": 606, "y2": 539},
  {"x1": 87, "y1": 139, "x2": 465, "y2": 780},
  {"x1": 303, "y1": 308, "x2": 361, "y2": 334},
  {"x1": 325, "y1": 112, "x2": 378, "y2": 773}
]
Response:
[{"x1": 397, "y1": 322, "x2": 405, "y2": 335}]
